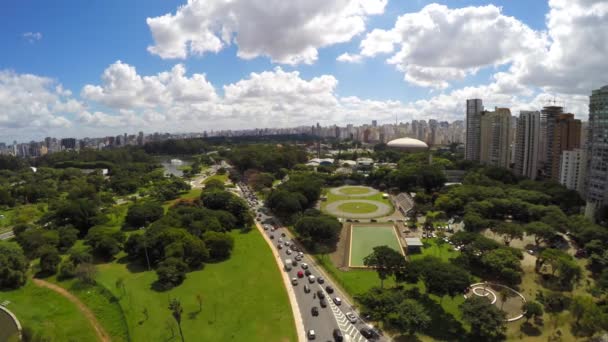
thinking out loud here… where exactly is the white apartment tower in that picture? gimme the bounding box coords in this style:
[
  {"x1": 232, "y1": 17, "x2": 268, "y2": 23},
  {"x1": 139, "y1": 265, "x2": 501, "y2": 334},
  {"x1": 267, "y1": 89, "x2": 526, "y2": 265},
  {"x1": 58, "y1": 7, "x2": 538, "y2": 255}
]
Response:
[
  {"x1": 513, "y1": 111, "x2": 541, "y2": 179},
  {"x1": 559, "y1": 149, "x2": 586, "y2": 195}
]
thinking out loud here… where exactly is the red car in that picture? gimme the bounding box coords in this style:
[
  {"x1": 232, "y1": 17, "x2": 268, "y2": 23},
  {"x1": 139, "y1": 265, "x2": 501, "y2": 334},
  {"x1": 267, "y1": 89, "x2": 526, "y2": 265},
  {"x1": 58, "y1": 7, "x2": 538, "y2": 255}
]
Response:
[{"x1": 297, "y1": 270, "x2": 304, "y2": 278}]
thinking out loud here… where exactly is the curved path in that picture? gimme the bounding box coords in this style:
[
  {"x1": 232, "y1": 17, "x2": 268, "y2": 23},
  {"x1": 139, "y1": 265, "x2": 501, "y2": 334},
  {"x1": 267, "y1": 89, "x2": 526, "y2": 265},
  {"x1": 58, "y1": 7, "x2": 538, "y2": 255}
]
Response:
[
  {"x1": 32, "y1": 278, "x2": 111, "y2": 342},
  {"x1": 325, "y1": 199, "x2": 393, "y2": 219},
  {"x1": 329, "y1": 186, "x2": 379, "y2": 197},
  {"x1": 253, "y1": 222, "x2": 306, "y2": 341}
]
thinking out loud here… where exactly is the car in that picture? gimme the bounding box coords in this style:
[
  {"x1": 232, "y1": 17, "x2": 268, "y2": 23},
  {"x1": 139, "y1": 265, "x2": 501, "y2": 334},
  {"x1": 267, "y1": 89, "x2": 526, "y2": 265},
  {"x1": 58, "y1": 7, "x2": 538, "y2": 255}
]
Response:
[
  {"x1": 301, "y1": 263, "x2": 309, "y2": 269},
  {"x1": 332, "y1": 329, "x2": 344, "y2": 342},
  {"x1": 284, "y1": 241, "x2": 291, "y2": 247},
  {"x1": 291, "y1": 245, "x2": 298, "y2": 252},
  {"x1": 308, "y1": 275, "x2": 316, "y2": 283},
  {"x1": 277, "y1": 244, "x2": 283, "y2": 249},
  {"x1": 317, "y1": 276, "x2": 325, "y2": 284},
  {"x1": 295, "y1": 255, "x2": 303, "y2": 261},
  {"x1": 270, "y1": 235, "x2": 274, "y2": 239},
  {"x1": 333, "y1": 297, "x2": 342, "y2": 306},
  {"x1": 308, "y1": 329, "x2": 316, "y2": 340},
  {"x1": 281, "y1": 233, "x2": 286, "y2": 237},
  {"x1": 286, "y1": 249, "x2": 292, "y2": 255},
  {"x1": 278, "y1": 238, "x2": 283, "y2": 243},
  {"x1": 527, "y1": 249, "x2": 535, "y2": 255},
  {"x1": 304, "y1": 284, "x2": 310, "y2": 293},
  {"x1": 325, "y1": 286, "x2": 334, "y2": 294},
  {"x1": 263, "y1": 225, "x2": 269, "y2": 230},
  {"x1": 305, "y1": 269, "x2": 312, "y2": 276},
  {"x1": 345, "y1": 312, "x2": 357, "y2": 324},
  {"x1": 291, "y1": 278, "x2": 298, "y2": 286},
  {"x1": 319, "y1": 297, "x2": 327, "y2": 308},
  {"x1": 360, "y1": 328, "x2": 373, "y2": 338},
  {"x1": 316, "y1": 290, "x2": 326, "y2": 299},
  {"x1": 370, "y1": 219, "x2": 377, "y2": 222},
  {"x1": 297, "y1": 270, "x2": 304, "y2": 278},
  {"x1": 311, "y1": 306, "x2": 319, "y2": 316}
]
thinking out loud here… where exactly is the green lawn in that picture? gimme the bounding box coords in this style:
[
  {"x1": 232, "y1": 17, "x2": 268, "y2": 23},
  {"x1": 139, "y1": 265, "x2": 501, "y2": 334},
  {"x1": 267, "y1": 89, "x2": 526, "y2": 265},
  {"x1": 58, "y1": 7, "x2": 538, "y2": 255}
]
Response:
[
  {"x1": 95, "y1": 229, "x2": 297, "y2": 342},
  {"x1": 0, "y1": 281, "x2": 98, "y2": 342},
  {"x1": 322, "y1": 187, "x2": 393, "y2": 213},
  {"x1": 337, "y1": 202, "x2": 379, "y2": 214},
  {"x1": 350, "y1": 225, "x2": 403, "y2": 267},
  {"x1": 203, "y1": 174, "x2": 228, "y2": 185},
  {"x1": 410, "y1": 238, "x2": 459, "y2": 263},
  {"x1": 0, "y1": 204, "x2": 47, "y2": 230},
  {"x1": 338, "y1": 186, "x2": 374, "y2": 195}
]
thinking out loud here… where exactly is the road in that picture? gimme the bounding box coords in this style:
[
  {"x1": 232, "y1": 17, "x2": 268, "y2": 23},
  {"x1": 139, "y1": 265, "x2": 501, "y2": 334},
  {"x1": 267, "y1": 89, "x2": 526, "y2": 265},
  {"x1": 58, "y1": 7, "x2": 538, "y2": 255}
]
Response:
[
  {"x1": 0, "y1": 230, "x2": 14, "y2": 240},
  {"x1": 237, "y1": 182, "x2": 386, "y2": 342}
]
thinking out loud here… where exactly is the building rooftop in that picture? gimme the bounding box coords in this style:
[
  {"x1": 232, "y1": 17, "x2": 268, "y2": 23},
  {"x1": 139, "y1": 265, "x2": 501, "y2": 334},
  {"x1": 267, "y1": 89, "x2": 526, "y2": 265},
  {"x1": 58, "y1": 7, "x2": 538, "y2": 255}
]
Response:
[
  {"x1": 387, "y1": 137, "x2": 429, "y2": 150},
  {"x1": 405, "y1": 237, "x2": 424, "y2": 247}
]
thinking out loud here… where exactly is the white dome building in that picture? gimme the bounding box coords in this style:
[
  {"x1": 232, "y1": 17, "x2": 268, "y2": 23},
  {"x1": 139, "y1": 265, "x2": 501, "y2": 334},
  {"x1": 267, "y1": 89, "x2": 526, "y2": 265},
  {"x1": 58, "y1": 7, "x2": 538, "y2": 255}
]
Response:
[{"x1": 386, "y1": 138, "x2": 429, "y2": 152}]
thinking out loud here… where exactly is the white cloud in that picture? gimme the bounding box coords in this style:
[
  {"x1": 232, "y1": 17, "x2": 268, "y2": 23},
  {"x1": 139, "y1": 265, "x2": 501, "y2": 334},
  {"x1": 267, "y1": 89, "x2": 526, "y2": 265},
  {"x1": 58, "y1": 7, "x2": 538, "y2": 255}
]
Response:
[
  {"x1": 146, "y1": 0, "x2": 387, "y2": 64},
  {"x1": 22, "y1": 32, "x2": 42, "y2": 43},
  {"x1": 358, "y1": 4, "x2": 546, "y2": 89},
  {"x1": 0, "y1": 71, "x2": 74, "y2": 134},
  {"x1": 337, "y1": 53, "x2": 363, "y2": 63},
  {"x1": 81, "y1": 61, "x2": 217, "y2": 109}
]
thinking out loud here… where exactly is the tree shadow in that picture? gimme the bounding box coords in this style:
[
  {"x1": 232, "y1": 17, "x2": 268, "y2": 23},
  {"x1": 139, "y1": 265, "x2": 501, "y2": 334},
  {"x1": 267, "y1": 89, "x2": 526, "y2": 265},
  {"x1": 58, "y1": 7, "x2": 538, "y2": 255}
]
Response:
[
  {"x1": 417, "y1": 295, "x2": 467, "y2": 341},
  {"x1": 394, "y1": 335, "x2": 422, "y2": 342},
  {"x1": 126, "y1": 261, "x2": 149, "y2": 274},
  {"x1": 150, "y1": 280, "x2": 172, "y2": 292},
  {"x1": 520, "y1": 322, "x2": 542, "y2": 336}
]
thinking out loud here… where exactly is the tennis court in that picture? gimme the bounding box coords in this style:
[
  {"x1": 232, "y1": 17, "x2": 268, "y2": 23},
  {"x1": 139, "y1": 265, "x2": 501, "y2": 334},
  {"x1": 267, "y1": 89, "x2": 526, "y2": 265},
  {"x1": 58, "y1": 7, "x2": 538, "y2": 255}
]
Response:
[{"x1": 349, "y1": 225, "x2": 404, "y2": 267}]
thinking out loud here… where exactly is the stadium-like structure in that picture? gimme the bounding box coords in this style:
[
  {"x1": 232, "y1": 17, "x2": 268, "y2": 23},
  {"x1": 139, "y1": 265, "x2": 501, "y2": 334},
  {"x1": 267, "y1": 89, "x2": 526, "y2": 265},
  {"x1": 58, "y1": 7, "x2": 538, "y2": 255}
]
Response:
[{"x1": 386, "y1": 137, "x2": 429, "y2": 152}]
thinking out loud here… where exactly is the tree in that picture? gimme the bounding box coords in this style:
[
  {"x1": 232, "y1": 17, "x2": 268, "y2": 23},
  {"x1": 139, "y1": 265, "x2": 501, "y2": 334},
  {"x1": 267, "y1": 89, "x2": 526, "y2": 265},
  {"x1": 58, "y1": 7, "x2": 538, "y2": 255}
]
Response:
[
  {"x1": 202, "y1": 231, "x2": 234, "y2": 260},
  {"x1": 494, "y1": 222, "x2": 524, "y2": 246},
  {"x1": 418, "y1": 257, "x2": 471, "y2": 301},
  {"x1": 203, "y1": 178, "x2": 225, "y2": 191},
  {"x1": 387, "y1": 299, "x2": 430, "y2": 335},
  {"x1": 460, "y1": 296, "x2": 506, "y2": 341},
  {"x1": 75, "y1": 263, "x2": 97, "y2": 284},
  {"x1": 363, "y1": 246, "x2": 407, "y2": 288},
  {"x1": 0, "y1": 241, "x2": 28, "y2": 289},
  {"x1": 53, "y1": 199, "x2": 103, "y2": 236},
  {"x1": 58, "y1": 259, "x2": 77, "y2": 280},
  {"x1": 125, "y1": 202, "x2": 164, "y2": 228},
  {"x1": 38, "y1": 245, "x2": 61, "y2": 275},
  {"x1": 524, "y1": 221, "x2": 555, "y2": 247},
  {"x1": 522, "y1": 301, "x2": 543, "y2": 323},
  {"x1": 156, "y1": 257, "x2": 188, "y2": 289},
  {"x1": 57, "y1": 226, "x2": 79, "y2": 252},
  {"x1": 85, "y1": 227, "x2": 124, "y2": 260},
  {"x1": 294, "y1": 214, "x2": 341, "y2": 252},
  {"x1": 169, "y1": 298, "x2": 185, "y2": 342}
]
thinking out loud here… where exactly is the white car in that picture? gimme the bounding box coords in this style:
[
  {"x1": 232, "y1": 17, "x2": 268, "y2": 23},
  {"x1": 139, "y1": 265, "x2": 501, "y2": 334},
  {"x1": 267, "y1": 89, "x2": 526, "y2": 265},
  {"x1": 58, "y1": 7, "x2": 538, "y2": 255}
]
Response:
[
  {"x1": 301, "y1": 263, "x2": 309, "y2": 269},
  {"x1": 333, "y1": 297, "x2": 342, "y2": 306},
  {"x1": 308, "y1": 329, "x2": 316, "y2": 340},
  {"x1": 345, "y1": 312, "x2": 357, "y2": 324}
]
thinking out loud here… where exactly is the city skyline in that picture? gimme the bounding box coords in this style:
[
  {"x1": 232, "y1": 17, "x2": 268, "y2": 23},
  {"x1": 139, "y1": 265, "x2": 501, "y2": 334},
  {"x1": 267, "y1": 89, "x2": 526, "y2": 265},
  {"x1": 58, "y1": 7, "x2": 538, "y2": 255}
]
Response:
[{"x1": 2, "y1": 0, "x2": 607, "y2": 142}]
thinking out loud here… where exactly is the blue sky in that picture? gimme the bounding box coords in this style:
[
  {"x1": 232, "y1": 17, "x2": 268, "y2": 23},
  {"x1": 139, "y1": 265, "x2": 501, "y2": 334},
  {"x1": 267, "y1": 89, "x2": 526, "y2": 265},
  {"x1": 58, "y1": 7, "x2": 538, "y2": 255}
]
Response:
[{"x1": 0, "y1": 0, "x2": 605, "y2": 142}]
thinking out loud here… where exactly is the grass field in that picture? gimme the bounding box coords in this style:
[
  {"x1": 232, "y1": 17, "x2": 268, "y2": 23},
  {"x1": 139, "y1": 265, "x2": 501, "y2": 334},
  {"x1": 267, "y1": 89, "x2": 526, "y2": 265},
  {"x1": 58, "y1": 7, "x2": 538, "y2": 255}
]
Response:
[
  {"x1": 321, "y1": 187, "x2": 393, "y2": 213},
  {"x1": 0, "y1": 281, "x2": 98, "y2": 341},
  {"x1": 337, "y1": 186, "x2": 373, "y2": 195},
  {"x1": 410, "y1": 238, "x2": 459, "y2": 263},
  {"x1": 337, "y1": 202, "x2": 379, "y2": 214},
  {"x1": 350, "y1": 225, "x2": 403, "y2": 267},
  {"x1": 204, "y1": 174, "x2": 228, "y2": 184},
  {"x1": 95, "y1": 229, "x2": 297, "y2": 342}
]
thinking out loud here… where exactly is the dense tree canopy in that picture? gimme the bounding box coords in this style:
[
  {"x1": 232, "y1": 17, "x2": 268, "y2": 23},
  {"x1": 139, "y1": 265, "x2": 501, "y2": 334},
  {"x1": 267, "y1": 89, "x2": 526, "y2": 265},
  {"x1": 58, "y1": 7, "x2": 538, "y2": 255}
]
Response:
[
  {"x1": 460, "y1": 296, "x2": 506, "y2": 341},
  {"x1": 0, "y1": 242, "x2": 28, "y2": 289}
]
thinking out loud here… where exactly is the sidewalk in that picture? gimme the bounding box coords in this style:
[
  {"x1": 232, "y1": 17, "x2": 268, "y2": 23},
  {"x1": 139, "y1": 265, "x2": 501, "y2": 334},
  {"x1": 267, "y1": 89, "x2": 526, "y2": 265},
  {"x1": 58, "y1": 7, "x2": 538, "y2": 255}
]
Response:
[{"x1": 254, "y1": 222, "x2": 306, "y2": 342}]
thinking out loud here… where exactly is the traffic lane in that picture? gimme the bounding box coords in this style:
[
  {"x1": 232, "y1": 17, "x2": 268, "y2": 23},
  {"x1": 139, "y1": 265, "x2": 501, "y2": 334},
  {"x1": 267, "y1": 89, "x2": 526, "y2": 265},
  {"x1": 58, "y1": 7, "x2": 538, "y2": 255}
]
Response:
[
  {"x1": 274, "y1": 226, "x2": 381, "y2": 341},
  {"x1": 289, "y1": 273, "x2": 339, "y2": 341}
]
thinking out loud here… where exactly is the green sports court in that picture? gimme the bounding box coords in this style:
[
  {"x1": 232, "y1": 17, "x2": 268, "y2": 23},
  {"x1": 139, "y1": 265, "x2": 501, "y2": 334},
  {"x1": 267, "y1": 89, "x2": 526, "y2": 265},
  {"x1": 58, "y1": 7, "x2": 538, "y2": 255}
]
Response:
[{"x1": 349, "y1": 225, "x2": 404, "y2": 267}]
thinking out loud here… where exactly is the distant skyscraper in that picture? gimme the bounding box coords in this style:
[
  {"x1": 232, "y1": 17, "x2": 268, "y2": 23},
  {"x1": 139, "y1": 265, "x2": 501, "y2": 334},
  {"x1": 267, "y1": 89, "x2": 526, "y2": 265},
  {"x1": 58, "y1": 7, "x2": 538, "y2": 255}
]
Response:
[
  {"x1": 479, "y1": 108, "x2": 512, "y2": 168},
  {"x1": 550, "y1": 114, "x2": 581, "y2": 181},
  {"x1": 60, "y1": 138, "x2": 76, "y2": 150},
  {"x1": 513, "y1": 111, "x2": 541, "y2": 179},
  {"x1": 372, "y1": 120, "x2": 377, "y2": 127},
  {"x1": 539, "y1": 105, "x2": 563, "y2": 178},
  {"x1": 465, "y1": 99, "x2": 483, "y2": 161},
  {"x1": 585, "y1": 85, "x2": 608, "y2": 219},
  {"x1": 559, "y1": 149, "x2": 586, "y2": 195}
]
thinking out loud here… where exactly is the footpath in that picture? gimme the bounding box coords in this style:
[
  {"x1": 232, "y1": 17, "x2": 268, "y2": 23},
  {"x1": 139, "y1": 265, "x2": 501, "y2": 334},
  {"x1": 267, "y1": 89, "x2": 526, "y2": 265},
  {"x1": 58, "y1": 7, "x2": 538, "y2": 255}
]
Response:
[{"x1": 254, "y1": 222, "x2": 306, "y2": 342}]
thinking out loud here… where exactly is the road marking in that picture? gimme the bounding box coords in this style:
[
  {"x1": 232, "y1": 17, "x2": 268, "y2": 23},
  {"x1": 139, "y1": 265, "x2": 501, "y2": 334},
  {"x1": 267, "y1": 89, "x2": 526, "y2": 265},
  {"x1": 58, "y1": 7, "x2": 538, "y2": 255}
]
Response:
[{"x1": 318, "y1": 285, "x2": 368, "y2": 342}]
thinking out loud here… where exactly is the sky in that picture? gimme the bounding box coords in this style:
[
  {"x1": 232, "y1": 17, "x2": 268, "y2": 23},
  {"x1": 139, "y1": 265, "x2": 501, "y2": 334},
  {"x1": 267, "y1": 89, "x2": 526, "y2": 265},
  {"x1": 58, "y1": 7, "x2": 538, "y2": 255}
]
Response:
[{"x1": 1, "y1": 0, "x2": 607, "y2": 143}]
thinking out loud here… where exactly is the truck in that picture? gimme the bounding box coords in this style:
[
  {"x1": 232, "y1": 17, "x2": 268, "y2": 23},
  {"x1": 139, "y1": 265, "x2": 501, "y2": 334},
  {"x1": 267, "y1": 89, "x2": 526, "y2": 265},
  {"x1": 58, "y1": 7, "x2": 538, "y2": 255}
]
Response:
[{"x1": 284, "y1": 259, "x2": 293, "y2": 271}]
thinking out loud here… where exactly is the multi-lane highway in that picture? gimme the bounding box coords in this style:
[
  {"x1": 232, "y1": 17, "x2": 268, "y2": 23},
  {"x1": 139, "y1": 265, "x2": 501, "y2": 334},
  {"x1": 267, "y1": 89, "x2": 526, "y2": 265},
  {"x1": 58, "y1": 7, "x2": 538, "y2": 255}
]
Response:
[{"x1": 237, "y1": 182, "x2": 385, "y2": 342}]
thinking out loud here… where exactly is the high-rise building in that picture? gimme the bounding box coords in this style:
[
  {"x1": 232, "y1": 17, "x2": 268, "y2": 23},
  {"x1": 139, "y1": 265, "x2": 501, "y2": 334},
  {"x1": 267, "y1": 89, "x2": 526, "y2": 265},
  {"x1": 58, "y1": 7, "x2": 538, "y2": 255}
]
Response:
[
  {"x1": 513, "y1": 111, "x2": 541, "y2": 179},
  {"x1": 585, "y1": 85, "x2": 608, "y2": 219},
  {"x1": 60, "y1": 138, "x2": 76, "y2": 150},
  {"x1": 465, "y1": 99, "x2": 483, "y2": 161},
  {"x1": 550, "y1": 114, "x2": 581, "y2": 180},
  {"x1": 372, "y1": 120, "x2": 377, "y2": 127},
  {"x1": 480, "y1": 108, "x2": 512, "y2": 168},
  {"x1": 559, "y1": 149, "x2": 586, "y2": 195},
  {"x1": 539, "y1": 105, "x2": 563, "y2": 178}
]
